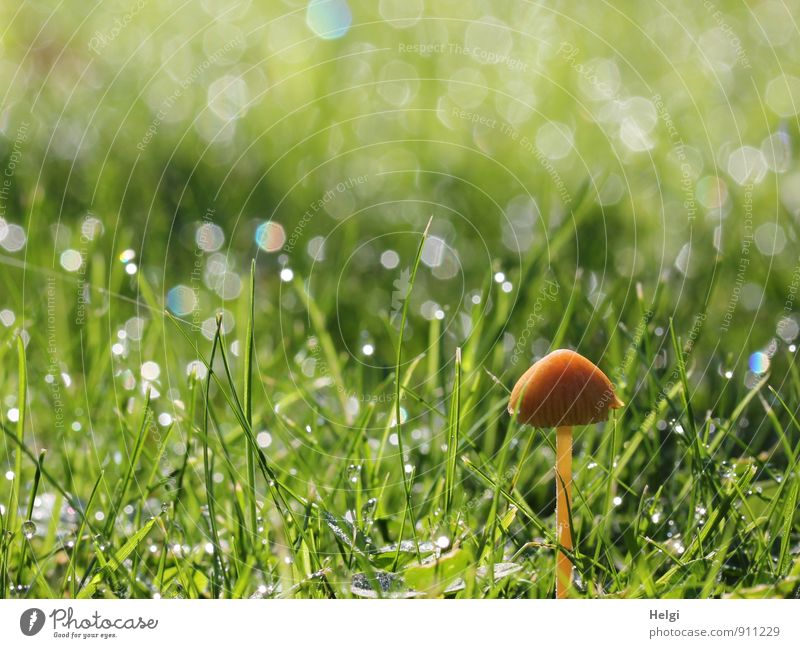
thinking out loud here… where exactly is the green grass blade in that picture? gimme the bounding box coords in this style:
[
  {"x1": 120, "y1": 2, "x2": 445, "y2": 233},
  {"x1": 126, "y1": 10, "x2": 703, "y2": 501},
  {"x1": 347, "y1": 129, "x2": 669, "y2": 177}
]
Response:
[
  {"x1": 77, "y1": 515, "x2": 160, "y2": 599},
  {"x1": 243, "y1": 259, "x2": 258, "y2": 546},
  {"x1": 777, "y1": 479, "x2": 799, "y2": 576},
  {"x1": 104, "y1": 390, "x2": 152, "y2": 538},
  {"x1": 64, "y1": 471, "x2": 104, "y2": 597},
  {"x1": 444, "y1": 347, "x2": 462, "y2": 521},
  {"x1": 203, "y1": 314, "x2": 228, "y2": 598},
  {"x1": 8, "y1": 335, "x2": 27, "y2": 540},
  {"x1": 392, "y1": 215, "x2": 432, "y2": 568}
]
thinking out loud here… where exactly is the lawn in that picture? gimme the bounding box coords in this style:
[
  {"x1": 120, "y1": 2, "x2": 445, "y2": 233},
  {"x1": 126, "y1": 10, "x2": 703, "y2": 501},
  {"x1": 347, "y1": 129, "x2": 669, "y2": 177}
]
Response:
[{"x1": 1, "y1": 0, "x2": 799, "y2": 599}]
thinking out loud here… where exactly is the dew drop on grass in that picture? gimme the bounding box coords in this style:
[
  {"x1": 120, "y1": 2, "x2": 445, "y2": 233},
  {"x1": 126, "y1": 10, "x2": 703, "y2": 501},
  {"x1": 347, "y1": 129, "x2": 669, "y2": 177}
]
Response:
[
  {"x1": 390, "y1": 407, "x2": 408, "y2": 426},
  {"x1": 0, "y1": 309, "x2": 15, "y2": 327},
  {"x1": 361, "y1": 497, "x2": 377, "y2": 524},
  {"x1": 346, "y1": 464, "x2": 361, "y2": 483},
  {"x1": 186, "y1": 360, "x2": 208, "y2": 381},
  {"x1": 22, "y1": 520, "x2": 36, "y2": 539},
  {"x1": 351, "y1": 571, "x2": 413, "y2": 598}
]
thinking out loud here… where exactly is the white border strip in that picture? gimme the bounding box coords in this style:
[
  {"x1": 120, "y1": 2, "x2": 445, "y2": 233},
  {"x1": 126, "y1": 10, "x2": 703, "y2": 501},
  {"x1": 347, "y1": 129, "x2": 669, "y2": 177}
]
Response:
[{"x1": 0, "y1": 599, "x2": 797, "y2": 647}]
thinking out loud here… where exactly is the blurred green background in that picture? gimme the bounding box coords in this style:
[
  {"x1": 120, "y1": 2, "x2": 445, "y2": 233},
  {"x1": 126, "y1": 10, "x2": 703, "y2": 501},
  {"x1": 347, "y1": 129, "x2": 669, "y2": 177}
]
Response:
[
  {"x1": 2, "y1": 1, "x2": 799, "y2": 398},
  {"x1": 1, "y1": 0, "x2": 799, "y2": 454}
]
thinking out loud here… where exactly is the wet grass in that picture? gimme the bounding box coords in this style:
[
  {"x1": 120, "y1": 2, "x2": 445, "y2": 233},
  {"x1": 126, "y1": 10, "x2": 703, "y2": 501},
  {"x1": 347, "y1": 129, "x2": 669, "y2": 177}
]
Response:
[
  {"x1": 0, "y1": 0, "x2": 799, "y2": 601},
  {"x1": 1, "y1": 219, "x2": 799, "y2": 599}
]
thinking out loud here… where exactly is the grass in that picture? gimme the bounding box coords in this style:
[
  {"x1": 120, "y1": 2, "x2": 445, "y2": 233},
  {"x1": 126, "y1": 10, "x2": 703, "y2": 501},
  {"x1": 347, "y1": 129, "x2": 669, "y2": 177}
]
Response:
[
  {"x1": 1, "y1": 231, "x2": 799, "y2": 598},
  {"x1": 0, "y1": 0, "x2": 799, "y2": 600}
]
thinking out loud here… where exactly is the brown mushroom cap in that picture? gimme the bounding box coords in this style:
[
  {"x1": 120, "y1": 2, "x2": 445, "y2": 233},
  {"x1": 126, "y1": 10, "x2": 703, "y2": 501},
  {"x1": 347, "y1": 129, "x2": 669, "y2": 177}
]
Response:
[{"x1": 508, "y1": 349, "x2": 623, "y2": 427}]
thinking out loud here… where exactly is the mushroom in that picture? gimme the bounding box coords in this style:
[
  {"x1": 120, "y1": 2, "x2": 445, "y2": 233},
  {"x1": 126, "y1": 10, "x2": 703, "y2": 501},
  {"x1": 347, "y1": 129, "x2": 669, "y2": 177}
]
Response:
[{"x1": 508, "y1": 349, "x2": 623, "y2": 598}]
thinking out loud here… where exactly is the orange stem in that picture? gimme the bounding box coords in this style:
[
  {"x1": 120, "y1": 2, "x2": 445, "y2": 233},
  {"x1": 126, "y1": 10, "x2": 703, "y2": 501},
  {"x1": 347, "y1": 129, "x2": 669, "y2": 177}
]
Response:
[{"x1": 555, "y1": 425, "x2": 573, "y2": 598}]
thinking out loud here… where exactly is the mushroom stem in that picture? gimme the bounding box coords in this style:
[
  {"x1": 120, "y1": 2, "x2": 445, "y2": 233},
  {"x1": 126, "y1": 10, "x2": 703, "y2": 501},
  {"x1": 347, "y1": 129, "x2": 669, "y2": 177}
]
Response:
[{"x1": 555, "y1": 425, "x2": 573, "y2": 599}]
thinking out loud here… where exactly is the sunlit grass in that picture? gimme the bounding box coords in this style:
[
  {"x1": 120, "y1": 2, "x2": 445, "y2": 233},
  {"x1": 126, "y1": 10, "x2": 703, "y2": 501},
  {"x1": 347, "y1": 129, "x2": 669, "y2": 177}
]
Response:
[{"x1": 1, "y1": 236, "x2": 799, "y2": 598}]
